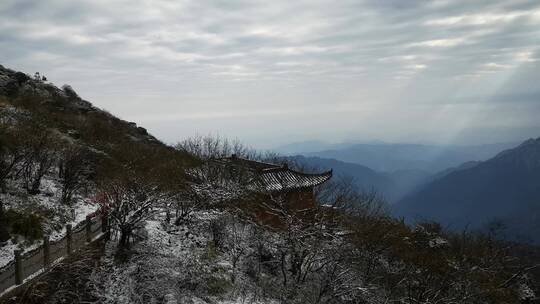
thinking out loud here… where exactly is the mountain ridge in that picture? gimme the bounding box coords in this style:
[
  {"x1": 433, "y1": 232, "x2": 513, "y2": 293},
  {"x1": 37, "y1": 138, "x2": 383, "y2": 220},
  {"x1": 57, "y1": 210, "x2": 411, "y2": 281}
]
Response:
[
  {"x1": 301, "y1": 142, "x2": 518, "y2": 173},
  {"x1": 394, "y1": 137, "x2": 540, "y2": 243}
]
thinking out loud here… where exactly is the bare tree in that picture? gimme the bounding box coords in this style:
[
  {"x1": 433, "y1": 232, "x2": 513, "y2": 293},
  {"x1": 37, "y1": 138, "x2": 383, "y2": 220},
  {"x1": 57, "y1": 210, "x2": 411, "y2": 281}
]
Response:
[
  {"x1": 19, "y1": 128, "x2": 57, "y2": 194},
  {"x1": 255, "y1": 192, "x2": 330, "y2": 283},
  {"x1": 310, "y1": 247, "x2": 364, "y2": 304},
  {"x1": 0, "y1": 124, "x2": 26, "y2": 193},
  {"x1": 316, "y1": 176, "x2": 387, "y2": 218},
  {"x1": 224, "y1": 216, "x2": 250, "y2": 283},
  {"x1": 176, "y1": 134, "x2": 260, "y2": 160},
  {"x1": 94, "y1": 177, "x2": 168, "y2": 248},
  {"x1": 0, "y1": 199, "x2": 9, "y2": 243},
  {"x1": 170, "y1": 186, "x2": 208, "y2": 225},
  {"x1": 209, "y1": 216, "x2": 227, "y2": 250},
  {"x1": 58, "y1": 145, "x2": 91, "y2": 205}
]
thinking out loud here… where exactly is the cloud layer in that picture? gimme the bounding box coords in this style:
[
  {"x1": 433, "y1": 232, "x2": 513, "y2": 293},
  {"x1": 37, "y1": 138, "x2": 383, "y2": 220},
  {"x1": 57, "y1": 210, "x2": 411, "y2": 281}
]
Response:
[{"x1": 1, "y1": 0, "x2": 539, "y2": 147}]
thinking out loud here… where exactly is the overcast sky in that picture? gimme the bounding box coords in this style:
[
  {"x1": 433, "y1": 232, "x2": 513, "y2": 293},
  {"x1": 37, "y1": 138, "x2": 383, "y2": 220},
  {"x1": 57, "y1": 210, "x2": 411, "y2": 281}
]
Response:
[{"x1": 1, "y1": 0, "x2": 539, "y2": 148}]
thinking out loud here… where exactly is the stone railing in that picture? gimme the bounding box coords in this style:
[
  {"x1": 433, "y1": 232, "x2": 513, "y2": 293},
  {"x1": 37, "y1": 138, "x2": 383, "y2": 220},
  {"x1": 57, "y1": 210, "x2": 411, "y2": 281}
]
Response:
[{"x1": 0, "y1": 213, "x2": 108, "y2": 295}]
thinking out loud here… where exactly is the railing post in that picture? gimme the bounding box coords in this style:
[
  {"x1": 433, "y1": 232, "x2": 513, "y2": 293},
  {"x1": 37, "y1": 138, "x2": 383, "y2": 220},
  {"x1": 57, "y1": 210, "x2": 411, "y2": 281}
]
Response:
[
  {"x1": 43, "y1": 236, "x2": 50, "y2": 268},
  {"x1": 14, "y1": 249, "x2": 23, "y2": 285},
  {"x1": 66, "y1": 224, "x2": 72, "y2": 255},
  {"x1": 85, "y1": 215, "x2": 92, "y2": 243}
]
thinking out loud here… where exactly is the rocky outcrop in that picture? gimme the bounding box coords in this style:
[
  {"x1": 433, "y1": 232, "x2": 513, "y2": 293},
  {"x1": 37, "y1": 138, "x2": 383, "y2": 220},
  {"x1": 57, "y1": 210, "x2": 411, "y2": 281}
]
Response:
[
  {"x1": 0, "y1": 65, "x2": 93, "y2": 113},
  {"x1": 0, "y1": 63, "x2": 160, "y2": 144}
]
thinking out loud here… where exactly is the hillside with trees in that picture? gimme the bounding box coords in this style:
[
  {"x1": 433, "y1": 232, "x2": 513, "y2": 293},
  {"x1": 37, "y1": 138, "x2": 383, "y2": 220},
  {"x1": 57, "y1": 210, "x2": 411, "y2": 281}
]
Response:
[
  {"x1": 0, "y1": 65, "x2": 538, "y2": 303},
  {"x1": 0, "y1": 64, "x2": 195, "y2": 266}
]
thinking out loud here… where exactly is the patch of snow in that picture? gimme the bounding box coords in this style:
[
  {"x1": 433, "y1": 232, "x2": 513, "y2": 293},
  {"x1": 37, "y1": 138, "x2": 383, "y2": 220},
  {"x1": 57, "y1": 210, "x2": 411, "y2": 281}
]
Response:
[
  {"x1": 0, "y1": 240, "x2": 18, "y2": 268},
  {"x1": 519, "y1": 283, "x2": 536, "y2": 300},
  {"x1": 429, "y1": 236, "x2": 448, "y2": 248},
  {"x1": 0, "y1": 177, "x2": 97, "y2": 268}
]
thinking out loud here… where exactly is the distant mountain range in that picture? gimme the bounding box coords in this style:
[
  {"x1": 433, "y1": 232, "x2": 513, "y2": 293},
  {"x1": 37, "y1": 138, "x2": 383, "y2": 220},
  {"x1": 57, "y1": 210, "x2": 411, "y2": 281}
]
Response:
[
  {"x1": 394, "y1": 137, "x2": 540, "y2": 243},
  {"x1": 286, "y1": 139, "x2": 540, "y2": 244},
  {"x1": 276, "y1": 141, "x2": 355, "y2": 154},
  {"x1": 286, "y1": 155, "x2": 395, "y2": 194},
  {"x1": 277, "y1": 141, "x2": 517, "y2": 173},
  {"x1": 287, "y1": 155, "x2": 432, "y2": 203},
  {"x1": 276, "y1": 140, "x2": 385, "y2": 155}
]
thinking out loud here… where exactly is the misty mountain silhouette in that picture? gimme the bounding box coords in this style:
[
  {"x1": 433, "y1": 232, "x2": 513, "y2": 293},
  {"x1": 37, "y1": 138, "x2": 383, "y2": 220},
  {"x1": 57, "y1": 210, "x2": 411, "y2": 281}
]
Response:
[
  {"x1": 287, "y1": 155, "x2": 434, "y2": 202},
  {"x1": 394, "y1": 137, "x2": 540, "y2": 243},
  {"x1": 298, "y1": 142, "x2": 516, "y2": 173}
]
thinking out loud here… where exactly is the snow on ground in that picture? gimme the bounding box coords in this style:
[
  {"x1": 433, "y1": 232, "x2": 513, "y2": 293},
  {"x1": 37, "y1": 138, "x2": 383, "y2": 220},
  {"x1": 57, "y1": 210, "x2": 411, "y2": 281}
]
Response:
[
  {"x1": 0, "y1": 240, "x2": 17, "y2": 269},
  {"x1": 91, "y1": 209, "x2": 274, "y2": 304},
  {"x1": 428, "y1": 236, "x2": 448, "y2": 248},
  {"x1": 143, "y1": 211, "x2": 219, "y2": 258},
  {"x1": 93, "y1": 211, "x2": 215, "y2": 303},
  {"x1": 0, "y1": 177, "x2": 98, "y2": 268}
]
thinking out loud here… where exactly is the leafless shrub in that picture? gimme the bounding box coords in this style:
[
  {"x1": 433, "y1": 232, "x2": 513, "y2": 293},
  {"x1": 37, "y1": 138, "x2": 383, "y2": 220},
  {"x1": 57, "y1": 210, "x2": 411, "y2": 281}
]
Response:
[
  {"x1": 209, "y1": 216, "x2": 227, "y2": 250},
  {"x1": 58, "y1": 145, "x2": 93, "y2": 205},
  {"x1": 176, "y1": 134, "x2": 281, "y2": 162},
  {"x1": 316, "y1": 176, "x2": 388, "y2": 219},
  {"x1": 223, "y1": 216, "x2": 251, "y2": 283},
  {"x1": 0, "y1": 119, "x2": 27, "y2": 192},
  {"x1": 176, "y1": 134, "x2": 257, "y2": 160},
  {"x1": 0, "y1": 199, "x2": 9, "y2": 243},
  {"x1": 171, "y1": 186, "x2": 208, "y2": 225},
  {"x1": 18, "y1": 126, "x2": 58, "y2": 194},
  {"x1": 94, "y1": 177, "x2": 167, "y2": 248}
]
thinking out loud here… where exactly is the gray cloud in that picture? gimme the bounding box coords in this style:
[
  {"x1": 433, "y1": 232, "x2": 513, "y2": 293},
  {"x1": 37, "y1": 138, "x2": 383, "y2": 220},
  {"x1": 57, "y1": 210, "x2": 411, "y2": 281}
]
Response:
[{"x1": 1, "y1": 0, "x2": 539, "y2": 147}]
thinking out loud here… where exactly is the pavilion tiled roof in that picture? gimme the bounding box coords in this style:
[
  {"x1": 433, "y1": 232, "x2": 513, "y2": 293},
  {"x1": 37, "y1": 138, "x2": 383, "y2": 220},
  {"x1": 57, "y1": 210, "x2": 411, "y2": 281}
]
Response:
[
  {"x1": 215, "y1": 155, "x2": 333, "y2": 192},
  {"x1": 255, "y1": 166, "x2": 333, "y2": 192}
]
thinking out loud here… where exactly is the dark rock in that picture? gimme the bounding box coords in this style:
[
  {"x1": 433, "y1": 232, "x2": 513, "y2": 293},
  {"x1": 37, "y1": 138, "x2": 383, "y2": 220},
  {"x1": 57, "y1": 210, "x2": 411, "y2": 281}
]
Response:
[
  {"x1": 14, "y1": 72, "x2": 29, "y2": 84},
  {"x1": 0, "y1": 77, "x2": 18, "y2": 97},
  {"x1": 137, "y1": 126, "x2": 148, "y2": 135},
  {"x1": 5, "y1": 82, "x2": 19, "y2": 96}
]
